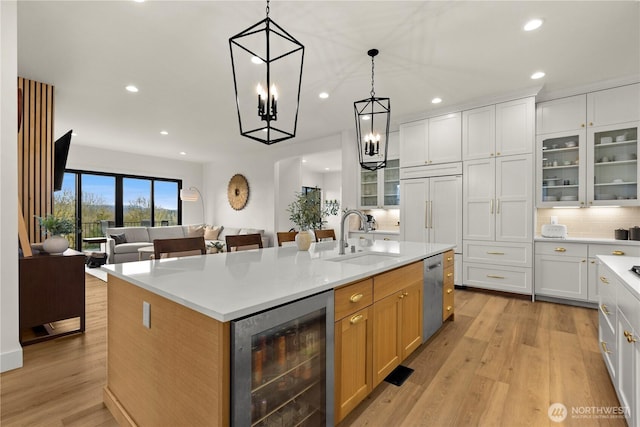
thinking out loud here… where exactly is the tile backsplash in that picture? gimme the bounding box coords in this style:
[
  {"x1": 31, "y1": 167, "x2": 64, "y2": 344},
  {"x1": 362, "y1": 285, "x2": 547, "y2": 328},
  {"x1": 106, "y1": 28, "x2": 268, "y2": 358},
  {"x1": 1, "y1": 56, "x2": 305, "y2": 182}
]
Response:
[
  {"x1": 351, "y1": 208, "x2": 400, "y2": 231},
  {"x1": 537, "y1": 207, "x2": 640, "y2": 239}
]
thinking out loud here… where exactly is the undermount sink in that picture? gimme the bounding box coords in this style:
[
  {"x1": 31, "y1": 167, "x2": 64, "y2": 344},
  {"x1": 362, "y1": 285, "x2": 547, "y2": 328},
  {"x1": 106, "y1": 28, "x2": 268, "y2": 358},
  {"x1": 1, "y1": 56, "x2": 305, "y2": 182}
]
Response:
[{"x1": 326, "y1": 251, "x2": 400, "y2": 265}]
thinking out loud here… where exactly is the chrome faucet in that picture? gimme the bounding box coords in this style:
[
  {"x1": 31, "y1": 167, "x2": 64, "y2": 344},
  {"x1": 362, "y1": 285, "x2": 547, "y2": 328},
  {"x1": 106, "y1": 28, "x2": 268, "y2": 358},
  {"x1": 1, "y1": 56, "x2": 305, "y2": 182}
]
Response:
[{"x1": 339, "y1": 209, "x2": 369, "y2": 255}]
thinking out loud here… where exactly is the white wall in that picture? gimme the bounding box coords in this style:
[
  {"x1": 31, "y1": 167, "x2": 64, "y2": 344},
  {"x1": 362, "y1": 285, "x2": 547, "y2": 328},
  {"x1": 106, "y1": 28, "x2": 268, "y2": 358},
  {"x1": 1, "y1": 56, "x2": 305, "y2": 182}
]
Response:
[
  {"x1": 1, "y1": 1, "x2": 23, "y2": 373},
  {"x1": 274, "y1": 157, "x2": 301, "y2": 233},
  {"x1": 67, "y1": 145, "x2": 204, "y2": 225},
  {"x1": 322, "y1": 171, "x2": 342, "y2": 232}
]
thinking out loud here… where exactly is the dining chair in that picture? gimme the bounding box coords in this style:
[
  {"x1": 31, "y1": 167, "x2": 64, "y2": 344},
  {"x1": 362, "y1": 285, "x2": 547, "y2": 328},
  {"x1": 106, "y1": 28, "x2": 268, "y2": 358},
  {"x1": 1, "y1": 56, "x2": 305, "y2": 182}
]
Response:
[
  {"x1": 276, "y1": 231, "x2": 298, "y2": 247},
  {"x1": 314, "y1": 229, "x2": 336, "y2": 242},
  {"x1": 225, "y1": 233, "x2": 263, "y2": 252},
  {"x1": 153, "y1": 236, "x2": 206, "y2": 259}
]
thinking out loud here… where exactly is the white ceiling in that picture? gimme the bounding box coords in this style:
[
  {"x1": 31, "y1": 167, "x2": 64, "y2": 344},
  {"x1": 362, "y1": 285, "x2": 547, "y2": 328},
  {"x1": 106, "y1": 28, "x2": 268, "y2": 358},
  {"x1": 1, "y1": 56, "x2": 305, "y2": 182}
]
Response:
[{"x1": 17, "y1": 1, "x2": 640, "y2": 165}]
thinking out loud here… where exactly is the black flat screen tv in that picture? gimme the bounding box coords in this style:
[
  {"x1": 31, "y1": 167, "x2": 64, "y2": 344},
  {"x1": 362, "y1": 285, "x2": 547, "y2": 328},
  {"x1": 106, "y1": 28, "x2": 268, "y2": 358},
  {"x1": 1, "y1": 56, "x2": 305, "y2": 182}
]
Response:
[{"x1": 53, "y1": 130, "x2": 72, "y2": 191}]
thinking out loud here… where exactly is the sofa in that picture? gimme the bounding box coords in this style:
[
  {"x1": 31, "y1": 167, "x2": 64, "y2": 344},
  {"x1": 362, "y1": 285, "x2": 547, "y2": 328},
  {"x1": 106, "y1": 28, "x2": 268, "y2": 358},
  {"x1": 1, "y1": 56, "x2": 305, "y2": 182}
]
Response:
[{"x1": 105, "y1": 225, "x2": 268, "y2": 264}]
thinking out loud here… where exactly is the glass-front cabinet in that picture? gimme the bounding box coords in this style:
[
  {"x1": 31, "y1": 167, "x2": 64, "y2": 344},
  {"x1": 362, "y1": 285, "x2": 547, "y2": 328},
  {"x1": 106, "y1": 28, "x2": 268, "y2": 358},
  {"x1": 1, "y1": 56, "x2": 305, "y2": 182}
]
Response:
[
  {"x1": 358, "y1": 159, "x2": 400, "y2": 208},
  {"x1": 587, "y1": 123, "x2": 638, "y2": 206},
  {"x1": 537, "y1": 122, "x2": 638, "y2": 207}
]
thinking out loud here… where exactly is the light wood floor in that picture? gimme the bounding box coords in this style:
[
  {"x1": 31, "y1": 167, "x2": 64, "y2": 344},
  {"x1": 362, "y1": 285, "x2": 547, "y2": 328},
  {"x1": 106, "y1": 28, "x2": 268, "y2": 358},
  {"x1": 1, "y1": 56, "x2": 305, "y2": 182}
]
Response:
[{"x1": 0, "y1": 276, "x2": 624, "y2": 426}]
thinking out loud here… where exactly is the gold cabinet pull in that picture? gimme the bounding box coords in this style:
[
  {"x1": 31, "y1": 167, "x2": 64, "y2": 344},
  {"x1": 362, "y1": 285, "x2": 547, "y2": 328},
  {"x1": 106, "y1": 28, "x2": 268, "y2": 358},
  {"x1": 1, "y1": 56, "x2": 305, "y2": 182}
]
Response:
[
  {"x1": 486, "y1": 251, "x2": 504, "y2": 255},
  {"x1": 446, "y1": 272, "x2": 453, "y2": 278},
  {"x1": 554, "y1": 247, "x2": 566, "y2": 252},
  {"x1": 624, "y1": 330, "x2": 631, "y2": 338},
  {"x1": 581, "y1": 259, "x2": 586, "y2": 263},
  {"x1": 490, "y1": 199, "x2": 494, "y2": 214},
  {"x1": 359, "y1": 236, "x2": 366, "y2": 239},
  {"x1": 612, "y1": 250, "x2": 625, "y2": 256},
  {"x1": 383, "y1": 238, "x2": 390, "y2": 241},
  {"x1": 487, "y1": 274, "x2": 505, "y2": 279},
  {"x1": 398, "y1": 294, "x2": 405, "y2": 299},
  {"x1": 425, "y1": 201, "x2": 429, "y2": 229},
  {"x1": 446, "y1": 288, "x2": 453, "y2": 294},
  {"x1": 601, "y1": 341, "x2": 612, "y2": 354},
  {"x1": 446, "y1": 306, "x2": 453, "y2": 311},
  {"x1": 496, "y1": 199, "x2": 500, "y2": 214},
  {"x1": 624, "y1": 331, "x2": 637, "y2": 343},
  {"x1": 590, "y1": 260, "x2": 596, "y2": 264},
  {"x1": 581, "y1": 123, "x2": 585, "y2": 128},
  {"x1": 446, "y1": 256, "x2": 453, "y2": 261},
  {"x1": 600, "y1": 304, "x2": 610, "y2": 315},
  {"x1": 350, "y1": 293, "x2": 364, "y2": 303},
  {"x1": 350, "y1": 314, "x2": 364, "y2": 324},
  {"x1": 599, "y1": 276, "x2": 609, "y2": 284}
]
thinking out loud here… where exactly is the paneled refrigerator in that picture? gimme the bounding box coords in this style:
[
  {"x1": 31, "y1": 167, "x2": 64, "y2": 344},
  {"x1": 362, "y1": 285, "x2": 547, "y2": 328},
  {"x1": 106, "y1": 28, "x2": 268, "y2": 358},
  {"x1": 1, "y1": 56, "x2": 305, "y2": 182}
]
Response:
[{"x1": 231, "y1": 290, "x2": 334, "y2": 426}]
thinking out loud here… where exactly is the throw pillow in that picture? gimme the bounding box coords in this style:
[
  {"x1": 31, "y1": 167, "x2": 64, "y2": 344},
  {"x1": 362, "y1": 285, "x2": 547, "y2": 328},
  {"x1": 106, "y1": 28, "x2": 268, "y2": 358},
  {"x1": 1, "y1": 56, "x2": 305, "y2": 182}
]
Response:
[
  {"x1": 109, "y1": 233, "x2": 127, "y2": 245},
  {"x1": 187, "y1": 224, "x2": 205, "y2": 238},
  {"x1": 204, "y1": 225, "x2": 222, "y2": 240}
]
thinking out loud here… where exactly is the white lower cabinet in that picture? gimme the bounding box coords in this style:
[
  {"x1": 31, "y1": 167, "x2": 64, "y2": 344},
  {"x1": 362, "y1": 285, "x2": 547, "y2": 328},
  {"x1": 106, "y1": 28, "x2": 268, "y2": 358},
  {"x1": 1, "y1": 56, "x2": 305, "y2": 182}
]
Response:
[
  {"x1": 598, "y1": 261, "x2": 639, "y2": 427},
  {"x1": 535, "y1": 241, "x2": 639, "y2": 303},
  {"x1": 463, "y1": 241, "x2": 532, "y2": 294}
]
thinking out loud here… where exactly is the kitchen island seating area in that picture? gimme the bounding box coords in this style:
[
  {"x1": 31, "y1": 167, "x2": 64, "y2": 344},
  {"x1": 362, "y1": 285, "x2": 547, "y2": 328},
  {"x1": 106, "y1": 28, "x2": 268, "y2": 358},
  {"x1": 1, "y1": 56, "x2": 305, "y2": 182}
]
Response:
[
  {"x1": 153, "y1": 236, "x2": 207, "y2": 259},
  {"x1": 315, "y1": 229, "x2": 337, "y2": 241},
  {"x1": 276, "y1": 231, "x2": 298, "y2": 246},
  {"x1": 225, "y1": 233, "x2": 263, "y2": 252}
]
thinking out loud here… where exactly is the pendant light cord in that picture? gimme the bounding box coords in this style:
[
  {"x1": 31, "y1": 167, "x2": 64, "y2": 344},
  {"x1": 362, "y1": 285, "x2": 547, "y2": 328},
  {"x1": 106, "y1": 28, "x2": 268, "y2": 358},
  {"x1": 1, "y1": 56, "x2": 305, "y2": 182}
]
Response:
[
  {"x1": 370, "y1": 55, "x2": 375, "y2": 98},
  {"x1": 266, "y1": 0, "x2": 270, "y2": 18}
]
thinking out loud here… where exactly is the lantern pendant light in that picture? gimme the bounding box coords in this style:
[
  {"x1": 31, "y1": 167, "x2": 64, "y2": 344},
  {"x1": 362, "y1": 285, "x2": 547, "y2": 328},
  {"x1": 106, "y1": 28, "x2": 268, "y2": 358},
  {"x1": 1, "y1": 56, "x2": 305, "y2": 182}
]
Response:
[
  {"x1": 229, "y1": 0, "x2": 304, "y2": 145},
  {"x1": 354, "y1": 49, "x2": 390, "y2": 171}
]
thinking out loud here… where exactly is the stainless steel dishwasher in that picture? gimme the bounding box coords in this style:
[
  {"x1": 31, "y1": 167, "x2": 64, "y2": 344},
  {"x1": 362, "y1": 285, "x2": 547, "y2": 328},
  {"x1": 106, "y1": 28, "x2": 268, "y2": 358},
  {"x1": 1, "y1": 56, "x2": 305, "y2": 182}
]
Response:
[{"x1": 423, "y1": 254, "x2": 443, "y2": 343}]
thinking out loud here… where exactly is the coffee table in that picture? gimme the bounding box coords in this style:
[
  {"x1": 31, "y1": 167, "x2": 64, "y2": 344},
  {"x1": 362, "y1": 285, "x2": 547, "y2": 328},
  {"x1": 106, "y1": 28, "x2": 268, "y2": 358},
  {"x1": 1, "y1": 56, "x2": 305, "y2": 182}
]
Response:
[{"x1": 138, "y1": 245, "x2": 155, "y2": 261}]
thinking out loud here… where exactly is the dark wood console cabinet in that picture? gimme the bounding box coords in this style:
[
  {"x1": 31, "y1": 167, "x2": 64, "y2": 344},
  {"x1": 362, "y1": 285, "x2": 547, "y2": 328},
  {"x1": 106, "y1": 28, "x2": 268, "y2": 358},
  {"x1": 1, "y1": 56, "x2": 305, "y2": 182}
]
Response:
[{"x1": 19, "y1": 249, "x2": 86, "y2": 345}]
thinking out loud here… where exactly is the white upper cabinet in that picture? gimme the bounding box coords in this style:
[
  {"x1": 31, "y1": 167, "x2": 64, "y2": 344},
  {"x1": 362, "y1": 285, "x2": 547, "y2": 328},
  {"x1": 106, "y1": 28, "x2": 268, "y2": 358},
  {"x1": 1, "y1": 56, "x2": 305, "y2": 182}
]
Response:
[
  {"x1": 428, "y1": 112, "x2": 462, "y2": 164},
  {"x1": 463, "y1": 97, "x2": 534, "y2": 160},
  {"x1": 587, "y1": 84, "x2": 640, "y2": 127},
  {"x1": 400, "y1": 113, "x2": 461, "y2": 168},
  {"x1": 462, "y1": 105, "x2": 495, "y2": 160},
  {"x1": 495, "y1": 97, "x2": 534, "y2": 157},
  {"x1": 399, "y1": 120, "x2": 428, "y2": 168},
  {"x1": 536, "y1": 94, "x2": 587, "y2": 134}
]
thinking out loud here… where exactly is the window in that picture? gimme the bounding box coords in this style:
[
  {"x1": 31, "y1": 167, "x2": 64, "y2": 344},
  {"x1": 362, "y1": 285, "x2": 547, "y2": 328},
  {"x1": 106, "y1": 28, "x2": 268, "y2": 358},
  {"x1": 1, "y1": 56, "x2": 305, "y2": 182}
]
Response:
[{"x1": 54, "y1": 170, "x2": 182, "y2": 251}]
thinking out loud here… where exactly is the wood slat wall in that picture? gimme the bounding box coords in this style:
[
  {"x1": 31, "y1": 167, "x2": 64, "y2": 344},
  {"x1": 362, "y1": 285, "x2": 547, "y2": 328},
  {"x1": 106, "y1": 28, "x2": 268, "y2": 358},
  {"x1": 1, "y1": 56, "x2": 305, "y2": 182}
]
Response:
[{"x1": 17, "y1": 77, "x2": 54, "y2": 244}]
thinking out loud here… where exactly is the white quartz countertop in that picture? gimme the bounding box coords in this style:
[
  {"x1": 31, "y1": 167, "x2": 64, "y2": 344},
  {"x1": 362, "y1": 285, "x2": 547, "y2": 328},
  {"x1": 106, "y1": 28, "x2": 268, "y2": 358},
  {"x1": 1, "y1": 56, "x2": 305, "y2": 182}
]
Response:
[
  {"x1": 102, "y1": 239, "x2": 454, "y2": 322},
  {"x1": 351, "y1": 230, "x2": 400, "y2": 235},
  {"x1": 597, "y1": 255, "x2": 640, "y2": 298},
  {"x1": 535, "y1": 236, "x2": 640, "y2": 246}
]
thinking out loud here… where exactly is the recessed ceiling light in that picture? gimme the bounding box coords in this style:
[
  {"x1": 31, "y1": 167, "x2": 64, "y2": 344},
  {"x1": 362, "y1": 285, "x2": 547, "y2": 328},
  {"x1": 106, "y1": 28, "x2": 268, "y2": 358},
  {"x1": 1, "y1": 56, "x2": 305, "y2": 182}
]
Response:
[
  {"x1": 125, "y1": 85, "x2": 138, "y2": 93},
  {"x1": 324, "y1": 167, "x2": 330, "y2": 171},
  {"x1": 431, "y1": 97, "x2": 442, "y2": 104},
  {"x1": 179, "y1": 151, "x2": 186, "y2": 156},
  {"x1": 251, "y1": 56, "x2": 263, "y2": 64},
  {"x1": 361, "y1": 115, "x2": 371, "y2": 121},
  {"x1": 133, "y1": 0, "x2": 145, "y2": 3},
  {"x1": 524, "y1": 19, "x2": 543, "y2": 31},
  {"x1": 160, "y1": 131, "x2": 169, "y2": 135},
  {"x1": 302, "y1": 159, "x2": 307, "y2": 163},
  {"x1": 71, "y1": 132, "x2": 78, "y2": 136},
  {"x1": 531, "y1": 71, "x2": 546, "y2": 80},
  {"x1": 319, "y1": 92, "x2": 329, "y2": 99}
]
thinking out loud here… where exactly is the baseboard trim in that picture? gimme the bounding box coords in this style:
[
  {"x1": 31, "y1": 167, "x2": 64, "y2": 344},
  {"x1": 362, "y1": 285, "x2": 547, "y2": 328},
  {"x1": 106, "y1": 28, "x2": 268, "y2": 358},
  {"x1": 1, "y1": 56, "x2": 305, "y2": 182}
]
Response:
[
  {"x1": 0, "y1": 347, "x2": 23, "y2": 373},
  {"x1": 103, "y1": 386, "x2": 137, "y2": 427}
]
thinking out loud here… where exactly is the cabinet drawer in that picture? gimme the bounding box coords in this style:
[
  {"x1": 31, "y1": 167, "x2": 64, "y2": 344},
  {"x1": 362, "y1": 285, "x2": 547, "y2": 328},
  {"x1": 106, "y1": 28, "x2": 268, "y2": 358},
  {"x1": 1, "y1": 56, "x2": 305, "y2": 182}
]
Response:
[
  {"x1": 463, "y1": 263, "x2": 532, "y2": 295},
  {"x1": 444, "y1": 265, "x2": 454, "y2": 285},
  {"x1": 443, "y1": 287, "x2": 454, "y2": 322},
  {"x1": 374, "y1": 262, "x2": 422, "y2": 302},
  {"x1": 464, "y1": 241, "x2": 532, "y2": 267},
  {"x1": 335, "y1": 279, "x2": 373, "y2": 320},
  {"x1": 598, "y1": 310, "x2": 616, "y2": 380},
  {"x1": 443, "y1": 250, "x2": 455, "y2": 269},
  {"x1": 617, "y1": 278, "x2": 640, "y2": 332},
  {"x1": 535, "y1": 242, "x2": 587, "y2": 257},
  {"x1": 588, "y1": 243, "x2": 640, "y2": 258},
  {"x1": 375, "y1": 233, "x2": 399, "y2": 242}
]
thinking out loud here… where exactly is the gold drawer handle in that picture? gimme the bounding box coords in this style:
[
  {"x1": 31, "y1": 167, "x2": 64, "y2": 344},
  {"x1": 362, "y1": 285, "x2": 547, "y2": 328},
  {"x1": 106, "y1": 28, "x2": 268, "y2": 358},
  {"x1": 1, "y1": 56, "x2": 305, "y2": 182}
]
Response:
[
  {"x1": 446, "y1": 289, "x2": 453, "y2": 294},
  {"x1": 359, "y1": 236, "x2": 366, "y2": 239},
  {"x1": 554, "y1": 247, "x2": 566, "y2": 252},
  {"x1": 599, "y1": 276, "x2": 609, "y2": 284},
  {"x1": 624, "y1": 331, "x2": 637, "y2": 343},
  {"x1": 446, "y1": 306, "x2": 453, "y2": 312},
  {"x1": 398, "y1": 294, "x2": 405, "y2": 299},
  {"x1": 383, "y1": 238, "x2": 390, "y2": 241},
  {"x1": 350, "y1": 314, "x2": 364, "y2": 324},
  {"x1": 612, "y1": 250, "x2": 625, "y2": 256},
  {"x1": 486, "y1": 251, "x2": 504, "y2": 255},
  {"x1": 446, "y1": 272, "x2": 453, "y2": 278},
  {"x1": 446, "y1": 256, "x2": 453, "y2": 261},
  {"x1": 601, "y1": 341, "x2": 612, "y2": 354},
  {"x1": 403, "y1": 291, "x2": 409, "y2": 296},
  {"x1": 624, "y1": 330, "x2": 631, "y2": 338},
  {"x1": 487, "y1": 274, "x2": 505, "y2": 279},
  {"x1": 600, "y1": 304, "x2": 610, "y2": 315},
  {"x1": 350, "y1": 293, "x2": 364, "y2": 303}
]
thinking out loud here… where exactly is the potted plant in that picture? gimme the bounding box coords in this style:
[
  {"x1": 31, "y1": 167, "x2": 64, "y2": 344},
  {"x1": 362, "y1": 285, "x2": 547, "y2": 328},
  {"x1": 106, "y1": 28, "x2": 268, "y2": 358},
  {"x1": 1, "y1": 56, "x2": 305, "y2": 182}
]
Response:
[
  {"x1": 286, "y1": 191, "x2": 339, "y2": 250},
  {"x1": 36, "y1": 214, "x2": 75, "y2": 254}
]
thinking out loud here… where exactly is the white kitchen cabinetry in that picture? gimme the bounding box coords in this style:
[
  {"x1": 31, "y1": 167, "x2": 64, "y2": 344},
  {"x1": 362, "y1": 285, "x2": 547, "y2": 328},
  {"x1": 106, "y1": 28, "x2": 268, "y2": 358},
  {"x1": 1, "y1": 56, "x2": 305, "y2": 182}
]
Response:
[
  {"x1": 349, "y1": 231, "x2": 398, "y2": 242},
  {"x1": 463, "y1": 155, "x2": 533, "y2": 242},
  {"x1": 535, "y1": 242, "x2": 639, "y2": 303},
  {"x1": 359, "y1": 159, "x2": 400, "y2": 209},
  {"x1": 462, "y1": 97, "x2": 534, "y2": 160},
  {"x1": 536, "y1": 95, "x2": 587, "y2": 135},
  {"x1": 399, "y1": 113, "x2": 461, "y2": 168}
]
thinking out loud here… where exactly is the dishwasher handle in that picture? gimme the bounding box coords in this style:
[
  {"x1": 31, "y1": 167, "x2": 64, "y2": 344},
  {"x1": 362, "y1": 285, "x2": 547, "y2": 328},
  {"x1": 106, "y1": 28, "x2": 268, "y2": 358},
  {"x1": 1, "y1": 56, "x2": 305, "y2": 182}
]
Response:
[{"x1": 426, "y1": 261, "x2": 442, "y2": 271}]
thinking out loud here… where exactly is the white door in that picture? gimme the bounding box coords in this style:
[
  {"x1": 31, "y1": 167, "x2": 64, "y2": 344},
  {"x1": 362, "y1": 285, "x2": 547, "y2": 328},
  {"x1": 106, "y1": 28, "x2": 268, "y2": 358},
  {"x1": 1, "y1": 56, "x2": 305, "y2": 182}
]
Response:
[
  {"x1": 463, "y1": 158, "x2": 495, "y2": 241},
  {"x1": 587, "y1": 83, "x2": 640, "y2": 127},
  {"x1": 462, "y1": 105, "x2": 495, "y2": 160},
  {"x1": 534, "y1": 255, "x2": 588, "y2": 300},
  {"x1": 495, "y1": 154, "x2": 533, "y2": 242},
  {"x1": 496, "y1": 97, "x2": 534, "y2": 157},
  {"x1": 428, "y1": 113, "x2": 461, "y2": 164},
  {"x1": 430, "y1": 175, "x2": 462, "y2": 252},
  {"x1": 536, "y1": 94, "x2": 586, "y2": 134},
  {"x1": 400, "y1": 178, "x2": 428, "y2": 243},
  {"x1": 399, "y1": 120, "x2": 428, "y2": 168}
]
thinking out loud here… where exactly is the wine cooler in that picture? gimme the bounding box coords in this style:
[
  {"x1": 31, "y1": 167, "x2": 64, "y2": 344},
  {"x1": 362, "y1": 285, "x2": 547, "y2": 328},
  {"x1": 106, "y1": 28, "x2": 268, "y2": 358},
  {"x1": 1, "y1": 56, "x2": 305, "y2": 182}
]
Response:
[{"x1": 231, "y1": 290, "x2": 334, "y2": 426}]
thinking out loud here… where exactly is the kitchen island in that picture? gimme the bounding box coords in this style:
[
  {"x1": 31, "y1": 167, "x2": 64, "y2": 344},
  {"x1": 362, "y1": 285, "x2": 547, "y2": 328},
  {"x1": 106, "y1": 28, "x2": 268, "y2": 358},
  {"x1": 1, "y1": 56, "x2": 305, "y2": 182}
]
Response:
[{"x1": 102, "y1": 239, "x2": 455, "y2": 427}]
